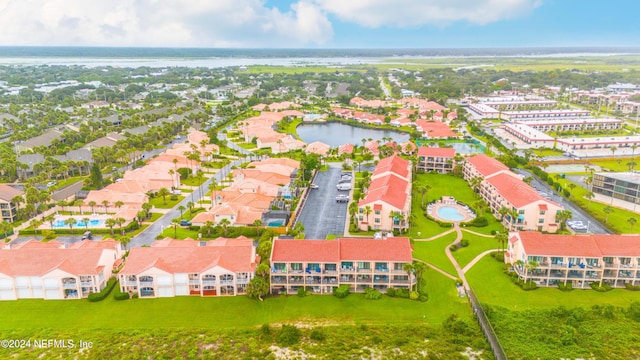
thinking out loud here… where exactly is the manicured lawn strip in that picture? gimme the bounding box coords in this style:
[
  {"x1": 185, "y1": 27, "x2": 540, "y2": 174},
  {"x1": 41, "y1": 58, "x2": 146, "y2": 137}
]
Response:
[
  {"x1": 589, "y1": 157, "x2": 637, "y2": 172},
  {"x1": 554, "y1": 177, "x2": 636, "y2": 233},
  {"x1": 149, "y1": 196, "x2": 184, "y2": 209},
  {"x1": 452, "y1": 232, "x2": 500, "y2": 269},
  {"x1": 412, "y1": 232, "x2": 458, "y2": 276},
  {"x1": 466, "y1": 256, "x2": 640, "y2": 309},
  {"x1": 147, "y1": 212, "x2": 163, "y2": 222},
  {"x1": 161, "y1": 226, "x2": 200, "y2": 239},
  {"x1": 181, "y1": 177, "x2": 207, "y2": 186},
  {"x1": 277, "y1": 117, "x2": 302, "y2": 140},
  {"x1": 0, "y1": 276, "x2": 470, "y2": 330}
]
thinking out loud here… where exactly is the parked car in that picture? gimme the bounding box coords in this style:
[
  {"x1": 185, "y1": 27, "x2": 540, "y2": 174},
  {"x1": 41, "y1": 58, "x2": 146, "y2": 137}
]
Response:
[
  {"x1": 336, "y1": 183, "x2": 352, "y2": 191},
  {"x1": 336, "y1": 194, "x2": 349, "y2": 203},
  {"x1": 338, "y1": 179, "x2": 351, "y2": 184},
  {"x1": 179, "y1": 220, "x2": 192, "y2": 227},
  {"x1": 310, "y1": 183, "x2": 319, "y2": 189}
]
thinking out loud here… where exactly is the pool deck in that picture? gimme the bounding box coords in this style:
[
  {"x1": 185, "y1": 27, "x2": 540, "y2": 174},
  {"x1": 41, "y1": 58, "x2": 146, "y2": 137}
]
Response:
[{"x1": 427, "y1": 199, "x2": 476, "y2": 223}]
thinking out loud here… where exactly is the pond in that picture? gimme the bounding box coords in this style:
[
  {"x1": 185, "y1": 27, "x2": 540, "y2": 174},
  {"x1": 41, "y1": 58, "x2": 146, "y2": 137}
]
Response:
[{"x1": 297, "y1": 122, "x2": 410, "y2": 147}]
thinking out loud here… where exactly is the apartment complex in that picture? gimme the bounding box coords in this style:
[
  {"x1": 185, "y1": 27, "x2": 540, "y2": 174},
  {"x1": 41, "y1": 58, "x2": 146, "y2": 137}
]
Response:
[
  {"x1": 507, "y1": 232, "x2": 640, "y2": 289},
  {"x1": 357, "y1": 156, "x2": 412, "y2": 232},
  {"x1": 592, "y1": 172, "x2": 640, "y2": 208},
  {"x1": 417, "y1": 147, "x2": 456, "y2": 173},
  {"x1": 0, "y1": 240, "x2": 121, "y2": 300},
  {"x1": 464, "y1": 155, "x2": 563, "y2": 232},
  {"x1": 0, "y1": 184, "x2": 24, "y2": 223},
  {"x1": 270, "y1": 236, "x2": 415, "y2": 295},
  {"x1": 119, "y1": 237, "x2": 258, "y2": 298}
]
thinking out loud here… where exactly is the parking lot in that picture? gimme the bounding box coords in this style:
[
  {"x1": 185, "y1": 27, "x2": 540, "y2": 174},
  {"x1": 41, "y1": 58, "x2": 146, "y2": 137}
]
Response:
[{"x1": 295, "y1": 165, "x2": 350, "y2": 240}]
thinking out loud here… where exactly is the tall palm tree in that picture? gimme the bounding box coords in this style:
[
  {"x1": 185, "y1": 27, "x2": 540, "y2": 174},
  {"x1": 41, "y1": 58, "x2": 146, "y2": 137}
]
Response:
[
  {"x1": 208, "y1": 178, "x2": 218, "y2": 205},
  {"x1": 101, "y1": 200, "x2": 109, "y2": 214},
  {"x1": 82, "y1": 217, "x2": 91, "y2": 231},
  {"x1": 555, "y1": 210, "x2": 573, "y2": 231},
  {"x1": 105, "y1": 218, "x2": 117, "y2": 235},
  {"x1": 628, "y1": 217, "x2": 638, "y2": 232},
  {"x1": 585, "y1": 191, "x2": 595, "y2": 209},
  {"x1": 45, "y1": 214, "x2": 55, "y2": 230},
  {"x1": 157, "y1": 188, "x2": 170, "y2": 205},
  {"x1": 403, "y1": 263, "x2": 415, "y2": 291},
  {"x1": 171, "y1": 218, "x2": 180, "y2": 238},
  {"x1": 603, "y1": 206, "x2": 614, "y2": 223},
  {"x1": 64, "y1": 217, "x2": 77, "y2": 234},
  {"x1": 218, "y1": 218, "x2": 231, "y2": 237},
  {"x1": 114, "y1": 201, "x2": 124, "y2": 211},
  {"x1": 178, "y1": 205, "x2": 186, "y2": 219},
  {"x1": 88, "y1": 201, "x2": 97, "y2": 214},
  {"x1": 364, "y1": 206, "x2": 372, "y2": 227}
]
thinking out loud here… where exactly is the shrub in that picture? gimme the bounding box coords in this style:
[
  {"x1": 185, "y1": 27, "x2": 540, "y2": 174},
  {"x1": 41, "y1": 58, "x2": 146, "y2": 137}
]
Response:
[
  {"x1": 386, "y1": 288, "x2": 396, "y2": 297},
  {"x1": 310, "y1": 328, "x2": 326, "y2": 342},
  {"x1": 260, "y1": 324, "x2": 272, "y2": 337},
  {"x1": 492, "y1": 252, "x2": 505, "y2": 262},
  {"x1": 131, "y1": 293, "x2": 139, "y2": 299},
  {"x1": 395, "y1": 288, "x2": 410, "y2": 298},
  {"x1": 558, "y1": 282, "x2": 574, "y2": 292},
  {"x1": 521, "y1": 280, "x2": 538, "y2": 291},
  {"x1": 364, "y1": 287, "x2": 382, "y2": 300},
  {"x1": 333, "y1": 284, "x2": 350, "y2": 298},
  {"x1": 590, "y1": 282, "x2": 612, "y2": 292},
  {"x1": 276, "y1": 325, "x2": 301, "y2": 347},
  {"x1": 449, "y1": 244, "x2": 458, "y2": 252},
  {"x1": 625, "y1": 283, "x2": 640, "y2": 291},
  {"x1": 460, "y1": 239, "x2": 470, "y2": 247},
  {"x1": 297, "y1": 286, "x2": 308, "y2": 297},
  {"x1": 466, "y1": 216, "x2": 488, "y2": 227},
  {"x1": 418, "y1": 294, "x2": 428, "y2": 302},
  {"x1": 409, "y1": 291, "x2": 420, "y2": 300},
  {"x1": 88, "y1": 278, "x2": 118, "y2": 302},
  {"x1": 113, "y1": 291, "x2": 130, "y2": 300}
]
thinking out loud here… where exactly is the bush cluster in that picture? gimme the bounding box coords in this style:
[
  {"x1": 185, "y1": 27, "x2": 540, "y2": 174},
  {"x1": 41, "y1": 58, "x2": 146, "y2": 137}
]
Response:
[
  {"x1": 504, "y1": 269, "x2": 538, "y2": 291},
  {"x1": 557, "y1": 282, "x2": 573, "y2": 292},
  {"x1": 364, "y1": 287, "x2": 382, "y2": 300},
  {"x1": 276, "y1": 325, "x2": 301, "y2": 347},
  {"x1": 625, "y1": 283, "x2": 640, "y2": 291},
  {"x1": 88, "y1": 278, "x2": 118, "y2": 302},
  {"x1": 590, "y1": 282, "x2": 613, "y2": 292},
  {"x1": 333, "y1": 284, "x2": 350, "y2": 298},
  {"x1": 113, "y1": 291, "x2": 130, "y2": 300},
  {"x1": 424, "y1": 213, "x2": 454, "y2": 228}
]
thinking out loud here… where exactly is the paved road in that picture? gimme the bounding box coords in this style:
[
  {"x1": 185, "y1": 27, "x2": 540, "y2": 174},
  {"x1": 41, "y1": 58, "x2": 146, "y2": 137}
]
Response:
[
  {"x1": 129, "y1": 157, "x2": 250, "y2": 248},
  {"x1": 515, "y1": 168, "x2": 611, "y2": 234},
  {"x1": 296, "y1": 165, "x2": 349, "y2": 240}
]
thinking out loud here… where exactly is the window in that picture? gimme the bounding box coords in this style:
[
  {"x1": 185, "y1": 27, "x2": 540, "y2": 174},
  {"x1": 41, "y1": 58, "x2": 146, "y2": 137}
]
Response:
[
  {"x1": 375, "y1": 262, "x2": 388, "y2": 270},
  {"x1": 538, "y1": 218, "x2": 544, "y2": 223},
  {"x1": 374, "y1": 210, "x2": 380, "y2": 215},
  {"x1": 394, "y1": 263, "x2": 405, "y2": 271},
  {"x1": 359, "y1": 208, "x2": 363, "y2": 214},
  {"x1": 539, "y1": 210, "x2": 546, "y2": 215},
  {"x1": 291, "y1": 263, "x2": 302, "y2": 271},
  {"x1": 374, "y1": 218, "x2": 380, "y2": 223},
  {"x1": 274, "y1": 263, "x2": 286, "y2": 270},
  {"x1": 518, "y1": 210, "x2": 525, "y2": 214},
  {"x1": 357, "y1": 262, "x2": 370, "y2": 270},
  {"x1": 325, "y1": 263, "x2": 337, "y2": 271},
  {"x1": 359, "y1": 216, "x2": 363, "y2": 221},
  {"x1": 307, "y1": 263, "x2": 320, "y2": 271}
]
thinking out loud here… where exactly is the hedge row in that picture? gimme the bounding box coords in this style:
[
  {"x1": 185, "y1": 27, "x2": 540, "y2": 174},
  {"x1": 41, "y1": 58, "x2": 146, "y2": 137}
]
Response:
[{"x1": 88, "y1": 278, "x2": 118, "y2": 302}]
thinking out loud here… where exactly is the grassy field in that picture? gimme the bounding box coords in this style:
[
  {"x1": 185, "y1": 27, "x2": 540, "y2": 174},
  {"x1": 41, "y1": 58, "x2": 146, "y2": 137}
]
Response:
[
  {"x1": 452, "y1": 231, "x2": 501, "y2": 269},
  {"x1": 276, "y1": 117, "x2": 303, "y2": 140},
  {"x1": 149, "y1": 196, "x2": 184, "y2": 209},
  {"x1": 147, "y1": 212, "x2": 163, "y2": 222},
  {"x1": 589, "y1": 157, "x2": 637, "y2": 172},
  {"x1": 0, "y1": 269, "x2": 470, "y2": 331},
  {"x1": 467, "y1": 255, "x2": 640, "y2": 309},
  {"x1": 412, "y1": 232, "x2": 458, "y2": 276}
]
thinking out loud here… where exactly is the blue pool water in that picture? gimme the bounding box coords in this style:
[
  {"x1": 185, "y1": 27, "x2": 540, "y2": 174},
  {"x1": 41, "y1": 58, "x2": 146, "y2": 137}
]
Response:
[
  {"x1": 437, "y1": 206, "x2": 465, "y2": 221},
  {"x1": 267, "y1": 219, "x2": 285, "y2": 227},
  {"x1": 52, "y1": 218, "x2": 106, "y2": 229}
]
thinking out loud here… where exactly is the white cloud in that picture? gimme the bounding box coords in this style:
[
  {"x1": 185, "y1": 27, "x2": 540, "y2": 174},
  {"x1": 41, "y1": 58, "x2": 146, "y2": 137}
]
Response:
[
  {"x1": 0, "y1": 0, "x2": 333, "y2": 47},
  {"x1": 313, "y1": 0, "x2": 541, "y2": 27}
]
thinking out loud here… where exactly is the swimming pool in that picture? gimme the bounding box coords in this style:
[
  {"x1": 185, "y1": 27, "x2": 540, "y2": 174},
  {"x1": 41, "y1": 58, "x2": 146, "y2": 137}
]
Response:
[
  {"x1": 437, "y1": 206, "x2": 465, "y2": 221},
  {"x1": 52, "y1": 218, "x2": 106, "y2": 229}
]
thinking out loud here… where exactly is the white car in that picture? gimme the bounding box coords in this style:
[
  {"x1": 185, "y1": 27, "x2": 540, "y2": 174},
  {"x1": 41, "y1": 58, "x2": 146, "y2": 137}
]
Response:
[
  {"x1": 310, "y1": 184, "x2": 319, "y2": 189},
  {"x1": 336, "y1": 194, "x2": 349, "y2": 203}
]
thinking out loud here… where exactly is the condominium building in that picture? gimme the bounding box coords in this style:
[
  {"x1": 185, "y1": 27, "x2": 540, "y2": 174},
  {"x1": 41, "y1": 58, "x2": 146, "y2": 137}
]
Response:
[
  {"x1": 0, "y1": 184, "x2": 24, "y2": 223},
  {"x1": 358, "y1": 156, "x2": 412, "y2": 232},
  {"x1": 119, "y1": 237, "x2": 258, "y2": 298},
  {"x1": 592, "y1": 172, "x2": 640, "y2": 208},
  {"x1": 269, "y1": 236, "x2": 415, "y2": 295},
  {"x1": 0, "y1": 239, "x2": 121, "y2": 300},
  {"x1": 417, "y1": 147, "x2": 456, "y2": 173},
  {"x1": 464, "y1": 155, "x2": 563, "y2": 232},
  {"x1": 507, "y1": 232, "x2": 640, "y2": 289}
]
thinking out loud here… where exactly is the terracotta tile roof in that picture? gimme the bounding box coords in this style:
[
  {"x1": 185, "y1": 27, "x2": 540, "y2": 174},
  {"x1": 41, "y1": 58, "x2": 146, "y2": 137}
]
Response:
[
  {"x1": 0, "y1": 246, "x2": 116, "y2": 276},
  {"x1": 0, "y1": 184, "x2": 24, "y2": 202},
  {"x1": 359, "y1": 173, "x2": 409, "y2": 210},
  {"x1": 271, "y1": 237, "x2": 412, "y2": 263},
  {"x1": 486, "y1": 172, "x2": 560, "y2": 208},
  {"x1": 466, "y1": 154, "x2": 509, "y2": 177},
  {"x1": 372, "y1": 155, "x2": 410, "y2": 179},
  {"x1": 418, "y1": 147, "x2": 456, "y2": 158},
  {"x1": 120, "y1": 237, "x2": 257, "y2": 274},
  {"x1": 339, "y1": 237, "x2": 413, "y2": 262},
  {"x1": 517, "y1": 232, "x2": 640, "y2": 257},
  {"x1": 338, "y1": 143, "x2": 354, "y2": 155},
  {"x1": 415, "y1": 120, "x2": 457, "y2": 138}
]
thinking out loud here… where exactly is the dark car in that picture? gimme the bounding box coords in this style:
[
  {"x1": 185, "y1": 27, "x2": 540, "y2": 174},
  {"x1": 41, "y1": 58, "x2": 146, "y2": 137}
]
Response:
[{"x1": 179, "y1": 220, "x2": 192, "y2": 226}]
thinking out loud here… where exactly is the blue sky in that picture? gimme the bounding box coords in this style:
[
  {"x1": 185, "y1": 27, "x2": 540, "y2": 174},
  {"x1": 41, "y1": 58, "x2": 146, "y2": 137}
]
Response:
[{"x1": 0, "y1": 0, "x2": 637, "y2": 48}]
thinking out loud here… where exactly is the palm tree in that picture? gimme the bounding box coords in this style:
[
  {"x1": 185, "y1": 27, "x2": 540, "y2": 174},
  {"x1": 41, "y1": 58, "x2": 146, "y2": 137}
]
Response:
[
  {"x1": 101, "y1": 200, "x2": 109, "y2": 214},
  {"x1": 364, "y1": 206, "x2": 372, "y2": 227},
  {"x1": 403, "y1": 263, "x2": 415, "y2": 291},
  {"x1": 45, "y1": 214, "x2": 55, "y2": 230},
  {"x1": 208, "y1": 178, "x2": 218, "y2": 205},
  {"x1": 498, "y1": 206, "x2": 509, "y2": 221},
  {"x1": 171, "y1": 218, "x2": 180, "y2": 238},
  {"x1": 568, "y1": 183, "x2": 576, "y2": 198},
  {"x1": 168, "y1": 168, "x2": 176, "y2": 188},
  {"x1": 0, "y1": 220, "x2": 12, "y2": 239},
  {"x1": 57, "y1": 200, "x2": 67, "y2": 213},
  {"x1": 74, "y1": 199, "x2": 84, "y2": 214},
  {"x1": 178, "y1": 205, "x2": 186, "y2": 218},
  {"x1": 142, "y1": 202, "x2": 152, "y2": 217},
  {"x1": 495, "y1": 231, "x2": 508, "y2": 253},
  {"x1": 114, "y1": 201, "x2": 124, "y2": 211},
  {"x1": 115, "y1": 217, "x2": 126, "y2": 235},
  {"x1": 82, "y1": 217, "x2": 91, "y2": 231},
  {"x1": 610, "y1": 146, "x2": 617, "y2": 158},
  {"x1": 603, "y1": 206, "x2": 614, "y2": 223},
  {"x1": 120, "y1": 236, "x2": 132, "y2": 250},
  {"x1": 555, "y1": 210, "x2": 573, "y2": 231},
  {"x1": 136, "y1": 210, "x2": 147, "y2": 226},
  {"x1": 470, "y1": 177, "x2": 483, "y2": 193},
  {"x1": 203, "y1": 220, "x2": 215, "y2": 237},
  {"x1": 30, "y1": 219, "x2": 40, "y2": 234},
  {"x1": 157, "y1": 188, "x2": 170, "y2": 205},
  {"x1": 412, "y1": 260, "x2": 427, "y2": 291},
  {"x1": 218, "y1": 218, "x2": 231, "y2": 237},
  {"x1": 88, "y1": 200, "x2": 97, "y2": 214},
  {"x1": 187, "y1": 201, "x2": 194, "y2": 214},
  {"x1": 11, "y1": 195, "x2": 24, "y2": 210},
  {"x1": 419, "y1": 185, "x2": 431, "y2": 208},
  {"x1": 253, "y1": 219, "x2": 263, "y2": 236},
  {"x1": 64, "y1": 217, "x2": 77, "y2": 234},
  {"x1": 585, "y1": 191, "x2": 595, "y2": 209},
  {"x1": 105, "y1": 218, "x2": 117, "y2": 235}
]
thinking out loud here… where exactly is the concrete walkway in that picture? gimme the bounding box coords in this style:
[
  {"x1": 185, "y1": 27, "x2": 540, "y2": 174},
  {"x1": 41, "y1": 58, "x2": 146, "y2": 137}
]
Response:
[
  {"x1": 413, "y1": 258, "x2": 457, "y2": 280},
  {"x1": 460, "y1": 228, "x2": 495, "y2": 238},
  {"x1": 444, "y1": 224, "x2": 469, "y2": 290},
  {"x1": 413, "y1": 228, "x2": 456, "y2": 242},
  {"x1": 462, "y1": 249, "x2": 502, "y2": 274}
]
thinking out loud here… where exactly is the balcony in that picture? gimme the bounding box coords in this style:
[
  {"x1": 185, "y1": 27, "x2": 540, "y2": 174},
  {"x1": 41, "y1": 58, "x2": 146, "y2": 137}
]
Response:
[
  {"x1": 189, "y1": 280, "x2": 200, "y2": 285},
  {"x1": 357, "y1": 268, "x2": 372, "y2": 273},
  {"x1": 62, "y1": 282, "x2": 78, "y2": 289},
  {"x1": 340, "y1": 276, "x2": 355, "y2": 283},
  {"x1": 391, "y1": 279, "x2": 410, "y2": 284},
  {"x1": 237, "y1": 278, "x2": 249, "y2": 284},
  {"x1": 80, "y1": 281, "x2": 93, "y2": 287},
  {"x1": 124, "y1": 280, "x2": 138, "y2": 287},
  {"x1": 289, "y1": 277, "x2": 304, "y2": 284},
  {"x1": 618, "y1": 270, "x2": 634, "y2": 278},
  {"x1": 139, "y1": 281, "x2": 154, "y2": 287},
  {"x1": 340, "y1": 267, "x2": 355, "y2": 273},
  {"x1": 374, "y1": 268, "x2": 389, "y2": 274},
  {"x1": 271, "y1": 277, "x2": 287, "y2": 284},
  {"x1": 220, "y1": 280, "x2": 234, "y2": 285}
]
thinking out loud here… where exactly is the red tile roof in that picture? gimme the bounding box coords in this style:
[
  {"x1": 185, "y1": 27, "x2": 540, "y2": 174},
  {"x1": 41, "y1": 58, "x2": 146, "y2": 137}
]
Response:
[
  {"x1": 0, "y1": 247, "x2": 115, "y2": 276},
  {"x1": 415, "y1": 120, "x2": 457, "y2": 138},
  {"x1": 485, "y1": 172, "x2": 546, "y2": 208},
  {"x1": 517, "y1": 232, "x2": 640, "y2": 257},
  {"x1": 271, "y1": 237, "x2": 412, "y2": 263},
  {"x1": 466, "y1": 154, "x2": 509, "y2": 177},
  {"x1": 358, "y1": 173, "x2": 408, "y2": 210},
  {"x1": 120, "y1": 237, "x2": 257, "y2": 274},
  {"x1": 418, "y1": 147, "x2": 456, "y2": 158},
  {"x1": 372, "y1": 155, "x2": 410, "y2": 179}
]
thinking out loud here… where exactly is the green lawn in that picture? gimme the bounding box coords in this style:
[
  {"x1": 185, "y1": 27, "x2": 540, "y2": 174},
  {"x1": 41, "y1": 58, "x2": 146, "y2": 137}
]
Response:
[
  {"x1": 277, "y1": 117, "x2": 303, "y2": 140},
  {"x1": 452, "y1": 231, "x2": 501, "y2": 269},
  {"x1": 554, "y1": 177, "x2": 637, "y2": 233},
  {"x1": 161, "y1": 226, "x2": 200, "y2": 239},
  {"x1": 589, "y1": 157, "x2": 637, "y2": 172},
  {"x1": 147, "y1": 212, "x2": 163, "y2": 222},
  {"x1": 180, "y1": 177, "x2": 207, "y2": 187},
  {"x1": 149, "y1": 196, "x2": 184, "y2": 209},
  {"x1": 0, "y1": 270, "x2": 470, "y2": 330},
  {"x1": 412, "y1": 232, "x2": 458, "y2": 276},
  {"x1": 467, "y1": 256, "x2": 640, "y2": 309}
]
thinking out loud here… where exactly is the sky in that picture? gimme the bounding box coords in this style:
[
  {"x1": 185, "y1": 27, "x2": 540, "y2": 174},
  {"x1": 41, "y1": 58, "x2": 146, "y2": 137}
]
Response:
[{"x1": 0, "y1": 0, "x2": 638, "y2": 48}]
